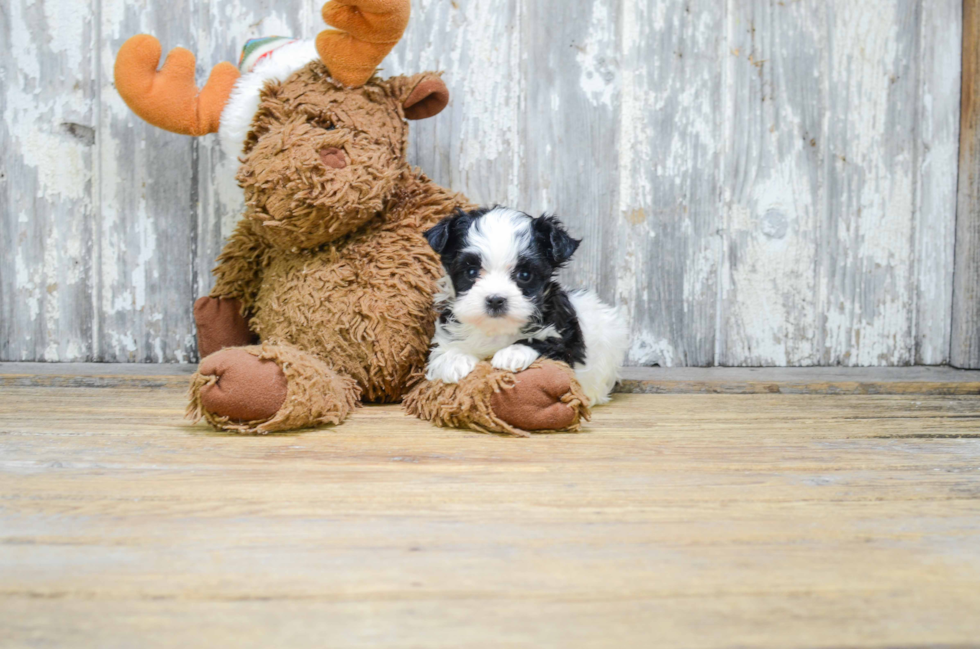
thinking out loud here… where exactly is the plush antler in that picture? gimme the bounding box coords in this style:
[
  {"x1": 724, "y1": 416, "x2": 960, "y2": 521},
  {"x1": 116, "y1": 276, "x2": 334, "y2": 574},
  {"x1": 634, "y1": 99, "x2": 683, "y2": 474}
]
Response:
[
  {"x1": 114, "y1": 35, "x2": 241, "y2": 136},
  {"x1": 316, "y1": 0, "x2": 411, "y2": 87}
]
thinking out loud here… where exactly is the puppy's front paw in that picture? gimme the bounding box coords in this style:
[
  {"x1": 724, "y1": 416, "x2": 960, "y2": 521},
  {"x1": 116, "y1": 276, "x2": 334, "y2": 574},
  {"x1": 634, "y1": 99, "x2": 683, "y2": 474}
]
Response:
[
  {"x1": 491, "y1": 344, "x2": 540, "y2": 373},
  {"x1": 426, "y1": 352, "x2": 480, "y2": 384}
]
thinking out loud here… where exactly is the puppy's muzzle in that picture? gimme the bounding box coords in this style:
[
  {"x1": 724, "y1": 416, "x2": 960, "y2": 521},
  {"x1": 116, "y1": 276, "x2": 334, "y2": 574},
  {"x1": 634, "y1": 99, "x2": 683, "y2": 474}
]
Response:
[{"x1": 485, "y1": 295, "x2": 508, "y2": 317}]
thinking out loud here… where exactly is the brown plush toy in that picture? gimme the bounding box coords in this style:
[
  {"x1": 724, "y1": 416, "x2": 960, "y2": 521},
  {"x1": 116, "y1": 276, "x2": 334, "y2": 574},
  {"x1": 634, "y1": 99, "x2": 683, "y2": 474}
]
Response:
[{"x1": 113, "y1": 0, "x2": 590, "y2": 435}]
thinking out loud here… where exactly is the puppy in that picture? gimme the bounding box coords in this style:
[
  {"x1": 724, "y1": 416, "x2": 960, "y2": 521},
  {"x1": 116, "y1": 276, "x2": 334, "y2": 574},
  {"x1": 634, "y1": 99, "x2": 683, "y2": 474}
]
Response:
[{"x1": 423, "y1": 206, "x2": 628, "y2": 405}]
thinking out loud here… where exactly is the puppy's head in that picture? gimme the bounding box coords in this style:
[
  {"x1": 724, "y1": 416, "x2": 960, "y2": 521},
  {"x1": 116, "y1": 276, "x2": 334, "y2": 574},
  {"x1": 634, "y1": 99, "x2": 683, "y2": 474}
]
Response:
[{"x1": 424, "y1": 207, "x2": 581, "y2": 336}]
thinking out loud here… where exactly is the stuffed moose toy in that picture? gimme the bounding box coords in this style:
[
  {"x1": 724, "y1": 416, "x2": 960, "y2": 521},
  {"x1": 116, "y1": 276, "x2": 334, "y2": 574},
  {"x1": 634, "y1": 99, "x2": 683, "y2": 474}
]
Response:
[{"x1": 113, "y1": 0, "x2": 591, "y2": 435}]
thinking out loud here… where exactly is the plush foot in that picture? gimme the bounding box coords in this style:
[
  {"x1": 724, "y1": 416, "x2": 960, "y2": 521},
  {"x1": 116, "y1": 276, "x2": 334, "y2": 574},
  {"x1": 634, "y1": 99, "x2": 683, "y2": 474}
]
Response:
[
  {"x1": 404, "y1": 359, "x2": 590, "y2": 437},
  {"x1": 188, "y1": 344, "x2": 361, "y2": 434},
  {"x1": 194, "y1": 296, "x2": 256, "y2": 357},
  {"x1": 490, "y1": 365, "x2": 578, "y2": 431},
  {"x1": 197, "y1": 348, "x2": 288, "y2": 422}
]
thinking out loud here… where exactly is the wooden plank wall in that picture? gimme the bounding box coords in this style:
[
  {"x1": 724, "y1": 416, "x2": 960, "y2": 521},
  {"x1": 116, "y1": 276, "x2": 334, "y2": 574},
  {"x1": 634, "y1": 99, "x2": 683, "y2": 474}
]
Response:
[
  {"x1": 954, "y1": 0, "x2": 980, "y2": 369},
  {"x1": 0, "y1": 0, "x2": 964, "y2": 366}
]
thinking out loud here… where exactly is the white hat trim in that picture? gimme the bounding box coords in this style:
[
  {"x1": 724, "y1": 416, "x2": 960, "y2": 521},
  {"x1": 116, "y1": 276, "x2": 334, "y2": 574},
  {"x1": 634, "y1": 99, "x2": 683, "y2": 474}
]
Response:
[{"x1": 218, "y1": 39, "x2": 319, "y2": 155}]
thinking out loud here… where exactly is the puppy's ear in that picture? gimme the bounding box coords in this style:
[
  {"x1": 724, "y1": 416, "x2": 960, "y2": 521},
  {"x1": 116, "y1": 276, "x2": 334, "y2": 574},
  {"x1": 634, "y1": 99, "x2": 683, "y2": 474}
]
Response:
[
  {"x1": 533, "y1": 215, "x2": 581, "y2": 267},
  {"x1": 424, "y1": 208, "x2": 482, "y2": 260},
  {"x1": 424, "y1": 216, "x2": 454, "y2": 254}
]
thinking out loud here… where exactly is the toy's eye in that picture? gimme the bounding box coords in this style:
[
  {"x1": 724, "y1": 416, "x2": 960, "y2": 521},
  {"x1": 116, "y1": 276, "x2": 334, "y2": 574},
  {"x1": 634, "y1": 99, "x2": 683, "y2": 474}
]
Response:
[
  {"x1": 466, "y1": 267, "x2": 479, "y2": 279},
  {"x1": 517, "y1": 270, "x2": 532, "y2": 283},
  {"x1": 312, "y1": 116, "x2": 337, "y2": 131}
]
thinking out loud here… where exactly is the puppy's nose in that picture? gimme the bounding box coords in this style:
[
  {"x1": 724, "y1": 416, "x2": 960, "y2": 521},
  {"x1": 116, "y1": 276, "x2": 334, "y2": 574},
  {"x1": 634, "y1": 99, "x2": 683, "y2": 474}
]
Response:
[
  {"x1": 485, "y1": 296, "x2": 508, "y2": 315},
  {"x1": 319, "y1": 147, "x2": 347, "y2": 169}
]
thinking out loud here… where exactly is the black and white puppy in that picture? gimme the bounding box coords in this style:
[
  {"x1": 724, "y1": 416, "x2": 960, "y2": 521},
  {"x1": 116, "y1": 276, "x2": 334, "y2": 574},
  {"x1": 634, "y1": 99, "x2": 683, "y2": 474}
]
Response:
[{"x1": 423, "y1": 206, "x2": 628, "y2": 405}]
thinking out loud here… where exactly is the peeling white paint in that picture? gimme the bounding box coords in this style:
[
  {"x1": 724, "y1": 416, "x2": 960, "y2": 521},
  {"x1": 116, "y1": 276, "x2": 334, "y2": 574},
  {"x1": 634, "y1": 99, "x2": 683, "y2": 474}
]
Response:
[
  {"x1": 576, "y1": 1, "x2": 617, "y2": 108},
  {"x1": 614, "y1": 0, "x2": 645, "y2": 338},
  {"x1": 43, "y1": 0, "x2": 88, "y2": 57},
  {"x1": 4, "y1": 0, "x2": 96, "y2": 361},
  {"x1": 629, "y1": 332, "x2": 675, "y2": 367},
  {"x1": 15, "y1": 250, "x2": 40, "y2": 323}
]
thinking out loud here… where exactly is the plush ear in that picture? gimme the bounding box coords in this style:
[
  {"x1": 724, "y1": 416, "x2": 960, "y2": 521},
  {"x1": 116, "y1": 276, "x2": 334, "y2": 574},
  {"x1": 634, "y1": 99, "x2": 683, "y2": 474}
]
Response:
[
  {"x1": 533, "y1": 215, "x2": 581, "y2": 267},
  {"x1": 390, "y1": 73, "x2": 450, "y2": 120}
]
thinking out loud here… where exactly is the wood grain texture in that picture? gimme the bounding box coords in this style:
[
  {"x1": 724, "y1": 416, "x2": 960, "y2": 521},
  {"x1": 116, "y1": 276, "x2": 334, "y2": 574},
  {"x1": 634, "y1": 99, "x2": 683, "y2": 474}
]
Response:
[
  {"x1": 916, "y1": 0, "x2": 962, "y2": 364},
  {"x1": 1, "y1": 383, "x2": 979, "y2": 647},
  {"x1": 519, "y1": 0, "x2": 620, "y2": 298},
  {"x1": 616, "y1": 365, "x2": 980, "y2": 395},
  {"x1": 0, "y1": 0, "x2": 966, "y2": 366},
  {"x1": 613, "y1": 0, "x2": 724, "y2": 367},
  {"x1": 816, "y1": 0, "x2": 921, "y2": 366},
  {"x1": 720, "y1": 0, "x2": 820, "y2": 367},
  {"x1": 720, "y1": 0, "x2": 962, "y2": 367},
  {"x1": 954, "y1": 0, "x2": 980, "y2": 369},
  {"x1": 0, "y1": 0, "x2": 98, "y2": 362},
  {"x1": 98, "y1": 0, "x2": 198, "y2": 362},
  {"x1": 5, "y1": 362, "x2": 980, "y2": 394},
  {"x1": 387, "y1": 0, "x2": 524, "y2": 207}
]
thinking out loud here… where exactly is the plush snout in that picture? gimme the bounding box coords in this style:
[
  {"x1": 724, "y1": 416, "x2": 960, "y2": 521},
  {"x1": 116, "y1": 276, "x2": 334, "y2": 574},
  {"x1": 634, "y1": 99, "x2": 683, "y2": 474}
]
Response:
[
  {"x1": 319, "y1": 147, "x2": 347, "y2": 169},
  {"x1": 238, "y1": 120, "x2": 402, "y2": 249}
]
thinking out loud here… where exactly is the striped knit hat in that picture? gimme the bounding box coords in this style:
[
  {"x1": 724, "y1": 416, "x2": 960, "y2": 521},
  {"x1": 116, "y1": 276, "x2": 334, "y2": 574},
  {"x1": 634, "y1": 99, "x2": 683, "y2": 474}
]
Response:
[{"x1": 238, "y1": 36, "x2": 299, "y2": 73}]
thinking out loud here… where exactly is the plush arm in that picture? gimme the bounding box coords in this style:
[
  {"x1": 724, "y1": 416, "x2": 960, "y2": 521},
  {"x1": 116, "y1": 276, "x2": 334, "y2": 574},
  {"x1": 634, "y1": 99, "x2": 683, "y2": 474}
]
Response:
[
  {"x1": 404, "y1": 360, "x2": 590, "y2": 437},
  {"x1": 209, "y1": 218, "x2": 272, "y2": 308}
]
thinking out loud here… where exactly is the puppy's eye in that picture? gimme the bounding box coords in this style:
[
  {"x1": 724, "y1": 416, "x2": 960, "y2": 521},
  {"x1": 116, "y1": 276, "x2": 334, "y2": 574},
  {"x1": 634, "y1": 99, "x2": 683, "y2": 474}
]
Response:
[
  {"x1": 517, "y1": 270, "x2": 532, "y2": 283},
  {"x1": 466, "y1": 268, "x2": 479, "y2": 279}
]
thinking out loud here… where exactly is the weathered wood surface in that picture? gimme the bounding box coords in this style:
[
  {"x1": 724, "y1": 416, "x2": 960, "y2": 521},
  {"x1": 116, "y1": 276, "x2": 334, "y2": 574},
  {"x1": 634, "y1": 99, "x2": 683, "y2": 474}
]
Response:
[
  {"x1": 4, "y1": 362, "x2": 980, "y2": 395},
  {"x1": 1, "y1": 0, "x2": 98, "y2": 362},
  {"x1": 0, "y1": 0, "x2": 964, "y2": 366},
  {"x1": 1, "y1": 384, "x2": 979, "y2": 647},
  {"x1": 616, "y1": 365, "x2": 980, "y2": 395},
  {"x1": 722, "y1": 0, "x2": 959, "y2": 367},
  {"x1": 954, "y1": 0, "x2": 980, "y2": 369}
]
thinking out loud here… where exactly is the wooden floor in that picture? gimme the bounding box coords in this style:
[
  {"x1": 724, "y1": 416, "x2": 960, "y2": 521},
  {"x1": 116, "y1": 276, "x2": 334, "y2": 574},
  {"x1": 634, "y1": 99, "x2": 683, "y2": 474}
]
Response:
[{"x1": 1, "y1": 370, "x2": 980, "y2": 648}]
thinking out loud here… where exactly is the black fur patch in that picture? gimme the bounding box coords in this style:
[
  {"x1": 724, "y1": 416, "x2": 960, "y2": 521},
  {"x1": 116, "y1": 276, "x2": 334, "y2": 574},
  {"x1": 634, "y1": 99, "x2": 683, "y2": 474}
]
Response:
[
  {"x1": 424, "y1": 207, "x2": 490, "y2": 271},
  {"x1": 520, "y1": 284, "x2": 587, "y2": 367},
  {"x1": 424, "y1": 207, "x2": 491, "y2": 297},
  {"x1": 531, "y1": 215, "x2": 581, "y2": 267}
]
